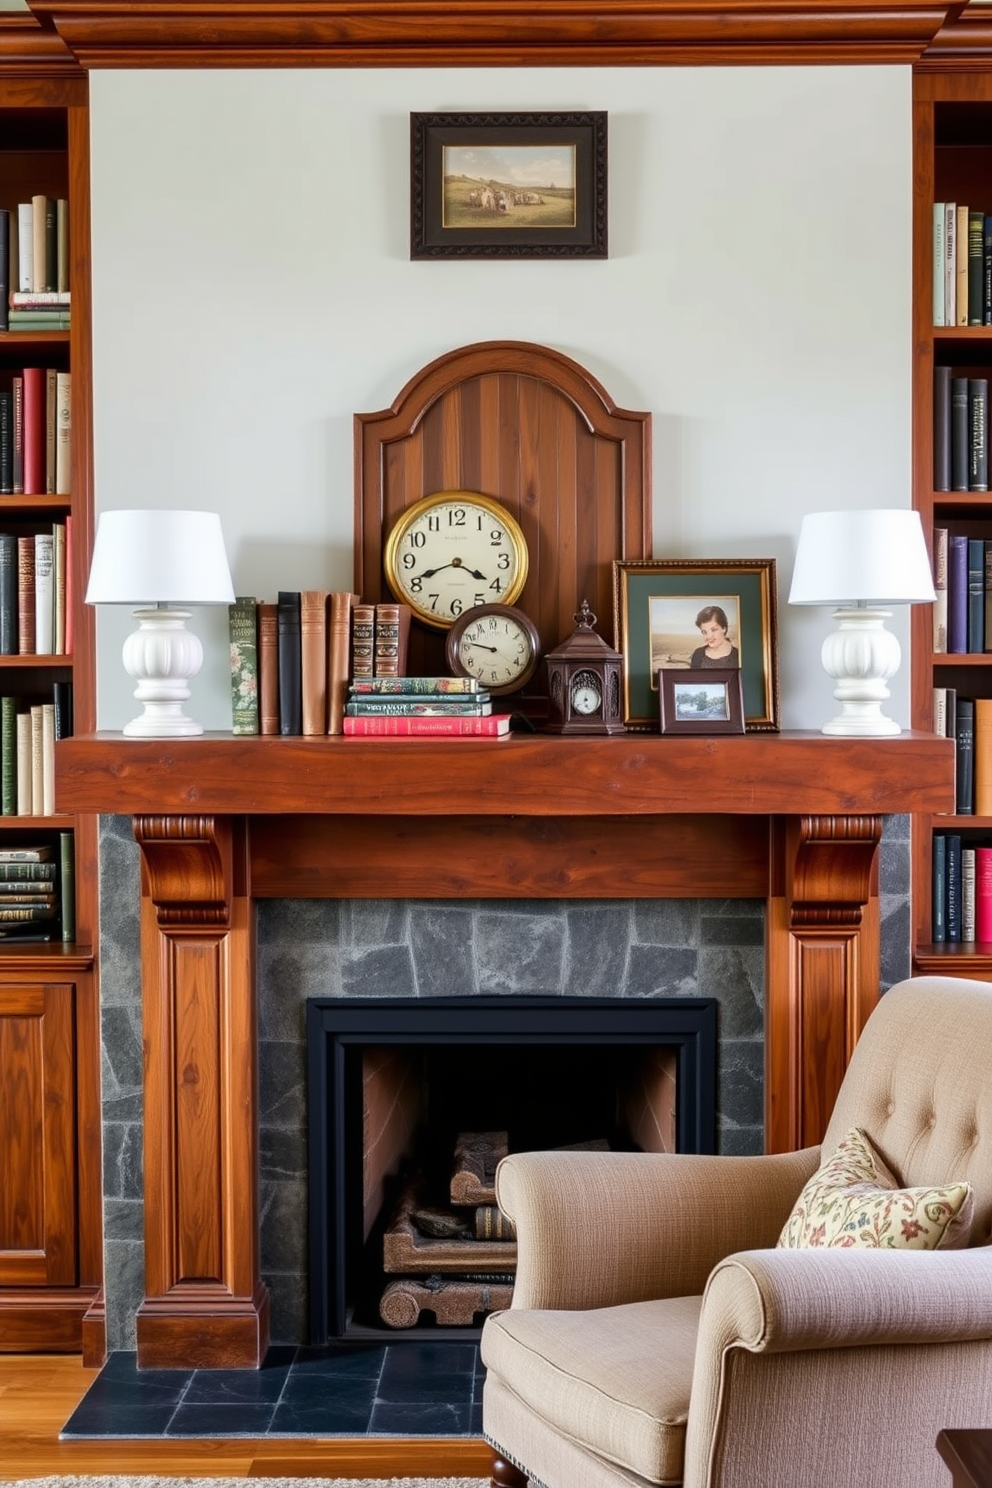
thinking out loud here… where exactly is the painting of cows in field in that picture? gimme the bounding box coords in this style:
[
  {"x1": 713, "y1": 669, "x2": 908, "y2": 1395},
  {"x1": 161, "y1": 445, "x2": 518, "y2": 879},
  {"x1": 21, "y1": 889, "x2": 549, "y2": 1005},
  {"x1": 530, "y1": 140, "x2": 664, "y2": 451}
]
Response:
[{"x1": 442, "y1": 144, "x2": 577, "y2": 229}]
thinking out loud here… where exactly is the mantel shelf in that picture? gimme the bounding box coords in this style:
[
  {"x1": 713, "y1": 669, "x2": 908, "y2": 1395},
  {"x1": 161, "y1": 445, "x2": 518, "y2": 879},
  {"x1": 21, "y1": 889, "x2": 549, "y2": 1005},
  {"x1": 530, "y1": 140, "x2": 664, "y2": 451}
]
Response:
[{"x1": 55, "y1": 729, "x2": 954, "y2": 819}]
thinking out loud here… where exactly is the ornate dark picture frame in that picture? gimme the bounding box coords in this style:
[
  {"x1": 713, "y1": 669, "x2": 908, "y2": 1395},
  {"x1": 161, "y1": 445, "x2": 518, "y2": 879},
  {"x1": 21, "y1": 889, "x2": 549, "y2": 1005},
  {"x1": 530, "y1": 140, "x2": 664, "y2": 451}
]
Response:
[
  {"x1": 410, "y1": 111, "x2": 608, "y2": 259},
  {"x1": 659, "y1": 667, "x2": 746, "y2": 735}
]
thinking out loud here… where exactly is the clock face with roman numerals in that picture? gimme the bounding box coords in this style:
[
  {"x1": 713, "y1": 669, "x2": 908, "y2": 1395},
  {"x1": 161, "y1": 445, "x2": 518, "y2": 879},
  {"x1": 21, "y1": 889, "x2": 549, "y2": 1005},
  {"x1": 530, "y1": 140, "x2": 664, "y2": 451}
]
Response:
[
  {"x1": 383, "y1": 490, "x2": 529, "y2": 630},
  {"x1": 446, "y1": 603, "x2": 542, "y2": 696}
]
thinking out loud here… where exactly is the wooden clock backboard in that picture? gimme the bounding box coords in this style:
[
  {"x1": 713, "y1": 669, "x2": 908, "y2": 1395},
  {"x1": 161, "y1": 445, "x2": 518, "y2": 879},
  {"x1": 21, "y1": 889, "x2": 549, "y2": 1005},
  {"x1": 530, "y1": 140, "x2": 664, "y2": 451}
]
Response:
[{"x1": 355, "y1": 340, "x2": 652, "y2": 712}]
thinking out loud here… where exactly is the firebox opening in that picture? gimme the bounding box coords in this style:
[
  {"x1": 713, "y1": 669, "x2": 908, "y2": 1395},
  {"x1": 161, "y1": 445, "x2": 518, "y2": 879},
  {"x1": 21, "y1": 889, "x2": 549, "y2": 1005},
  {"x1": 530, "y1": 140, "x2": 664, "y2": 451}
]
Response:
[{"x1": 307, "y1": 997, "x2": 717, "y2": 1345}]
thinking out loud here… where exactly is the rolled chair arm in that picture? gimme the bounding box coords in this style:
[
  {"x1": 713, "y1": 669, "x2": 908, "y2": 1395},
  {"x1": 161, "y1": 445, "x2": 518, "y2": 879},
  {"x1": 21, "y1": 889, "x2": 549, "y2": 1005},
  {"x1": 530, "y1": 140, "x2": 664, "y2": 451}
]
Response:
[
  {"x1": 700, "y1": 1246, "x2": 992, "y2": 1354},
  {"x1": 495, "y1": 1147, "x2": 820, "y2": 1311}
]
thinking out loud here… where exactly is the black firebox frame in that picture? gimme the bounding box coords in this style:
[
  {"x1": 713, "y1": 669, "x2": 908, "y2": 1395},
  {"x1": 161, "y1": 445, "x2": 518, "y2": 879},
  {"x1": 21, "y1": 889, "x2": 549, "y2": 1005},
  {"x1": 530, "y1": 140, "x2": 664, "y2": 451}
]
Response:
[{"x1": 306, "y1": 995, "x2": 717, "y2": 1346}]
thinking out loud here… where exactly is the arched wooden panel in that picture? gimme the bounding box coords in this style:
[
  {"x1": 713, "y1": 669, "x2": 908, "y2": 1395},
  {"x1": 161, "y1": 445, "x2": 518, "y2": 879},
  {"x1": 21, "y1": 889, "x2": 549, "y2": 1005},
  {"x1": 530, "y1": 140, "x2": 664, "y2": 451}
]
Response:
[{"x1": 355, "y1": 340, "x2": 651, "y2": 706}]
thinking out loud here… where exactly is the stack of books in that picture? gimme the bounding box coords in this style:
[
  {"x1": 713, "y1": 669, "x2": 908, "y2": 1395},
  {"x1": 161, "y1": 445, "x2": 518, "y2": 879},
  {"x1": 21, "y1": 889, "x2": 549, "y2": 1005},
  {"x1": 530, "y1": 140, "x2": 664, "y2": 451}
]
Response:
[
  {"x1": 0, "y1": 839, "x2": 73, "y2": 943},
  {"x1": 342, "y1": 676, "x2": 513, "y2": 737}
]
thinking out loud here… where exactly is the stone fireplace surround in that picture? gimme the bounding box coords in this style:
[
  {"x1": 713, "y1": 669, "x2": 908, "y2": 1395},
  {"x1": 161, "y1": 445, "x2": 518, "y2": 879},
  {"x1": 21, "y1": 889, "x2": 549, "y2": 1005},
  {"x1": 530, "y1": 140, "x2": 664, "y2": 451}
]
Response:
[{"x1": 96, "y1": 812, "x2": 911, "y2": 1353}]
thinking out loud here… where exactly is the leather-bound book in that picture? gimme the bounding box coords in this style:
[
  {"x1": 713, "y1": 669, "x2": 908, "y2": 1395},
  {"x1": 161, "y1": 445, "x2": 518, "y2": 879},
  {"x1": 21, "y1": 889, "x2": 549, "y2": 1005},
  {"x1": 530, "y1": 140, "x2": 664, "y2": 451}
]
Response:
[
  {"x1": 300, "y1": 589, "x2": 329, "y2": 736},
  {"x1": 17, "y1": 534, "x2": 35, "y2": 655},
  {"x1": 326, "y1": 591, "x2": 358, "y2": 735},
  {"x1": 351, "y1": 602, "x2": 375, "y2": 678},
  {"x1": 258, "y1": 601, "x2": 280, "y2": 736},
  {"x1": 374, "y1": 601, "x2": 412, "y2": 677},
  {"x1": 277, "y1": 590, "x2": 302, "y2": 735}
]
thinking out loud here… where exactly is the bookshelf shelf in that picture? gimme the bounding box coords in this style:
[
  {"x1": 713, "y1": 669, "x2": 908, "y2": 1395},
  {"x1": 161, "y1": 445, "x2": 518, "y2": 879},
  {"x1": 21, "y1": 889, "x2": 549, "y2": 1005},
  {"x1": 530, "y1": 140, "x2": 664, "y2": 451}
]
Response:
[{"x1": 0, "y1": 74, "x2": 101, "y2": 1360}]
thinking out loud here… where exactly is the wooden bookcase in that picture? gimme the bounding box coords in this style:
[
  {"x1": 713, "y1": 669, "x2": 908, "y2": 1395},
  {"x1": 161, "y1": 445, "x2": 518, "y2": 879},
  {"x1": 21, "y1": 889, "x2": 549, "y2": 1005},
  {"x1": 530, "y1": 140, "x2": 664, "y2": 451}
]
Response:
[
  {"x1": 912, "y1": 68, "x2": 992, "y2": 979},
  {"x1": 0, "y1": 68, "x2": 103, "y2": 1361}
]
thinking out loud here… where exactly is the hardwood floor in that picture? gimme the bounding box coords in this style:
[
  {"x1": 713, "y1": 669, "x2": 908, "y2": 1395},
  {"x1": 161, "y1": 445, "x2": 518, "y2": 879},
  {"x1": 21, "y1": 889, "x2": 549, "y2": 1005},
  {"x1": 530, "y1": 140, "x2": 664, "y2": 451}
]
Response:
[{"x1": 0, "y1": 1356, "x2": 495, "y2": 1480}]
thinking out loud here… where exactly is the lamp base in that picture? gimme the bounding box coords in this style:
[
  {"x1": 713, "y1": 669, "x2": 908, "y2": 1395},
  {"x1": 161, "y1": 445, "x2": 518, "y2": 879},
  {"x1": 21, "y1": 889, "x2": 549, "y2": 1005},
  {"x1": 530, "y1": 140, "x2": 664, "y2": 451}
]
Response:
[
  {"x1": 819, "y1": 606, "x2": 903, "y2": 738},
  {"x1": 121, "y1": 607, "x2": 205, "y2": 738}
]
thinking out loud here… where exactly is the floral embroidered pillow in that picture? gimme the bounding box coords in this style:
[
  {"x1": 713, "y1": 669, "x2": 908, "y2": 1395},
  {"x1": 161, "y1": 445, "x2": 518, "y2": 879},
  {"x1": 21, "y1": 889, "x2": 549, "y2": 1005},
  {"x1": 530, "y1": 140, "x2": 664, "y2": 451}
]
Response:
[{"x1": 777, "y1": 1127, "x2": 974, "y2": 1251}]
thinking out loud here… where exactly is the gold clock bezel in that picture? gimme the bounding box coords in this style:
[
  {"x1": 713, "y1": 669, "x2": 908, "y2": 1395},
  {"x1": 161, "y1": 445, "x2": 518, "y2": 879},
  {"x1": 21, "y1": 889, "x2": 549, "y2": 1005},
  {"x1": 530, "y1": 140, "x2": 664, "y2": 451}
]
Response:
[
  {"x1": 383, "y1": 490, "x2": 529, "y2": 630},
  {"x1": 445, "y1": 602, "x2": 542, "y2": 696}
]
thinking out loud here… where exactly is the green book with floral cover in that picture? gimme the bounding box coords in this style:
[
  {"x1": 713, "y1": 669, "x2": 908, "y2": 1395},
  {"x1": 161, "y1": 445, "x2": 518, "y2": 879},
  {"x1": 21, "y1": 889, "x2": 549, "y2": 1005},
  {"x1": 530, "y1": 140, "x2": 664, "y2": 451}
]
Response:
[{"x1": 229, "y1": 595, "x2": 259, "y2": 735}]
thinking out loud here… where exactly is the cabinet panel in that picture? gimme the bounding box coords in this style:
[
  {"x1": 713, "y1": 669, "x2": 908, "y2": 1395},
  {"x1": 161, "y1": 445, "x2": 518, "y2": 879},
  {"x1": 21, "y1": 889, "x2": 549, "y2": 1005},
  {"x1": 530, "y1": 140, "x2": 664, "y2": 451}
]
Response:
[{"x1": 0, "y1": 980, "x2": 76, "y2": 1286}]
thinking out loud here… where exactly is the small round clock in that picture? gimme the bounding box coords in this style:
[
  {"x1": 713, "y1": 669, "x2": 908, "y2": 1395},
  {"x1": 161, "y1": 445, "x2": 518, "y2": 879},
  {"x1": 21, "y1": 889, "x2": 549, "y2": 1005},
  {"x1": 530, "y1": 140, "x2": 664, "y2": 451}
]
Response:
[
  {"x1": 383, "y1": 491, "x2": 529, "y2": 630},
  {"x1": 445, "y1": 603, "x2": 542, "y2": 696}
]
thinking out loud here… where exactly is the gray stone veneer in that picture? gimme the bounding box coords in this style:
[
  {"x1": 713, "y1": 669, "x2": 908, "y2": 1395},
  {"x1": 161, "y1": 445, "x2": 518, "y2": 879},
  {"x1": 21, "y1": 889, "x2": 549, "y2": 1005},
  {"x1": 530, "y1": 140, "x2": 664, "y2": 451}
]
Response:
[{"x1": 97, "y1": 812, "x2": 911, "y2": 1350}]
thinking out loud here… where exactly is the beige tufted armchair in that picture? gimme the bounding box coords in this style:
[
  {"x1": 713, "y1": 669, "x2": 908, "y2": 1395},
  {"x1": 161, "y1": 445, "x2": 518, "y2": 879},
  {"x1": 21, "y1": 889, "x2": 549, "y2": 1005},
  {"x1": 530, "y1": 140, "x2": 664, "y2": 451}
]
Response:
[{"x1": 481, "y1": 975, "x2": 992, "y2": 1488}]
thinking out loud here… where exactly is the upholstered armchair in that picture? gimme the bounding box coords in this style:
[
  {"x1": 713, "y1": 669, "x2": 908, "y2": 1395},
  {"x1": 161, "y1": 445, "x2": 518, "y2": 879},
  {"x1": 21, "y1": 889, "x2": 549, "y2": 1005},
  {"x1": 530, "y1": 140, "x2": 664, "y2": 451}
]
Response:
[{"x1": 481, "y1": 975, "x2": 992, "y2": 1488}]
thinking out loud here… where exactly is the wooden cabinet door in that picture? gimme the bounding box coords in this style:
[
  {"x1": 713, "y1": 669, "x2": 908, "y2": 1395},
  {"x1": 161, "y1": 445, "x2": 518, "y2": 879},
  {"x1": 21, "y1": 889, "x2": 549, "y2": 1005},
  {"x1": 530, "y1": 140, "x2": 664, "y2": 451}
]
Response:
[{"x1": 0, "y1": 984, "x2": 77, "y2": 1287}]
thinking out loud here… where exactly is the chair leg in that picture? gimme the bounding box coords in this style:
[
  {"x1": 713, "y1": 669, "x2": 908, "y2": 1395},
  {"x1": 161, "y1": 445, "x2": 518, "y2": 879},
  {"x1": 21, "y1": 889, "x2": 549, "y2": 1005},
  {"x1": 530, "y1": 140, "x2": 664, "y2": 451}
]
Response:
[{"x1": 491, "y1": 1453, "x2": 530, "y2": 1487}]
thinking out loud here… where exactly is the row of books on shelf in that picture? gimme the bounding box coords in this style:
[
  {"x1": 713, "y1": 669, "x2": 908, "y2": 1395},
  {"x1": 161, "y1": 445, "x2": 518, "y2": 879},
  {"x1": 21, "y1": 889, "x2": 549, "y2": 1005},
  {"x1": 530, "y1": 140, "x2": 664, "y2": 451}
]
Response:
[
  {"x1": 0, "y1": 839, "x2": 74, "y2": 943},
  {"x1": 932, "y1": 203, "x2": 992, "y2": 328},
  {"x1": 0, "y1": 200, "x2": 70, "y2": 333},
  {"x1": 933, "y1": 369, "x2": 988, "y2": 492},
  {"x1": 934, "y1": 688, "x2": 992, "y2": 815},
  {"x1": 0, "y1": 368, "x2": 72, "y2": 496},
  {"x1": 931, "y1": 527, "x2": 992, "y2": 653},
  {"x1": 0, "y1": 524, "x2": 73, "y2": 656},
  {"x1": 0, "y1": 683, "x2": 72, "y2": 818},
  {"x1": 932, "y1": 834, "x2": 992, "y2": 944}
]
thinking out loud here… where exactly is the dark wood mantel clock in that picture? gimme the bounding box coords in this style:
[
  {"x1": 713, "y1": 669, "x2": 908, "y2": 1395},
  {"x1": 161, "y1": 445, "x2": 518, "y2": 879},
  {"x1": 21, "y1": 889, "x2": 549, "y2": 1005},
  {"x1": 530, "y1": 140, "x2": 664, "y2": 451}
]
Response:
[{"x1": 544, "y1": 600, "x2": 625, "y2": 735}]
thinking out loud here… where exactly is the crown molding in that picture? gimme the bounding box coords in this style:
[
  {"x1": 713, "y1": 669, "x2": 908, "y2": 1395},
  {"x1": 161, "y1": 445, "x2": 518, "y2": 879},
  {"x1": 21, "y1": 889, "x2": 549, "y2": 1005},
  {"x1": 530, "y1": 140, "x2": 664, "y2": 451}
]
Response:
[
  {"x1": 0, "y1": 11, "x2": 85, "y2": 83},
  {"x1": 19, "y1": 2, "x2": 955, "y2": 69},
  {"x1": 918, "y1": 2, "x2": 992, "y2": 64}
]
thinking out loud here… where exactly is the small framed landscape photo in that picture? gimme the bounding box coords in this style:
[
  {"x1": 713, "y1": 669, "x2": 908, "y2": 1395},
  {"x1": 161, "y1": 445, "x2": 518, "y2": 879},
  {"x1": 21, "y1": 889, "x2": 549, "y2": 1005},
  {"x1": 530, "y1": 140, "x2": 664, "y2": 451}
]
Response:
[
  {"x1": 612, "y1": 558, "x2": 780, "y2": 733},
  {"x1": 659, "y1": 668, "x2": 745, "y2": 736},
  {"x1": 410, "y1": 111, "x2": 608, "y2": 259}
]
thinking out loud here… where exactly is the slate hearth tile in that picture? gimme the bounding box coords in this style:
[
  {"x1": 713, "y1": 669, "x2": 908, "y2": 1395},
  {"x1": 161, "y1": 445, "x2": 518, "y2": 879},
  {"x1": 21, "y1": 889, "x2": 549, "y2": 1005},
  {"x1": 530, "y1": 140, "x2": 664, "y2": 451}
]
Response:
[
  {"x1": 166, "y1": 1401, "x2": 279, "y2": 1436},
  {"x1": 368, "y1": 1398, "x2": 473, "y2": 1435},
  {"x1": 376, "y1": 1369, "x2": 474, "y2": 1405},
  {"x1": 278, "y1": 1372, "x2": 379, "y2": 1412},
  {"x1": 61, "y1": 1403, "x2": 179, "y2": 1438},
  {"x1": 182, "y1": 1356, "x2": 294, "y2": 1404},
  {"x1": 379, "y1": 1340, "x2": 478, "y2": 1381},
  {"x1": 268, "y1": 1394, "x2": 374, "y2": 1435},
  {"x1": 293, "y1": 1343, "x2": 387, "y2": 1378},
  {"x1": 68, "y1": 1371, "x2": 188, "y2": 1407}
]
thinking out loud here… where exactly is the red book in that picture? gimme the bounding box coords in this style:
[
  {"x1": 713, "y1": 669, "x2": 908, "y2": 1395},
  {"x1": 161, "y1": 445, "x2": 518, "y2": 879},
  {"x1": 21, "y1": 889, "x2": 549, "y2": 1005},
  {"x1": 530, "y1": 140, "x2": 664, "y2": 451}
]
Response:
[
  {"x1": 975, "y1": 847, "x2": 992, "y2": 942},
  {"x1": 343, "y1": 713, "x2": 512, "y2": 738},
  {"x1": 21, "y1": 365, "x2": 46, "y2": 495}
]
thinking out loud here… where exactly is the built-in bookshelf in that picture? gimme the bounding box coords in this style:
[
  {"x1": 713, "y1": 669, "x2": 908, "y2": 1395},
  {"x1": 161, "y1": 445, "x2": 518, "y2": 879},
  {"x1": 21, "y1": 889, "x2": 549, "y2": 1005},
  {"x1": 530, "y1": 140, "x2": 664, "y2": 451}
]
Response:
[
  {"x1": 913, "y1": 70, "x2": 992, "y2": 977},
  {"x1": 0, "y1": 73, "x2": 103, "y2": 1359}
]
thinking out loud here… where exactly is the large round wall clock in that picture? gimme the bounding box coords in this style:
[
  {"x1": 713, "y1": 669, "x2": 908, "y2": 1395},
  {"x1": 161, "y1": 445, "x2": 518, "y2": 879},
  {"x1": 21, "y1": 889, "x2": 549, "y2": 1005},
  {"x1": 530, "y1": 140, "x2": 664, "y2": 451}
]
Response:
[
  {"x1": 382, "y1": 490, "x2": 529, "y2": 630},
  {"x1": 446, "y1": 603, "x2": 542, "y2": 696}
]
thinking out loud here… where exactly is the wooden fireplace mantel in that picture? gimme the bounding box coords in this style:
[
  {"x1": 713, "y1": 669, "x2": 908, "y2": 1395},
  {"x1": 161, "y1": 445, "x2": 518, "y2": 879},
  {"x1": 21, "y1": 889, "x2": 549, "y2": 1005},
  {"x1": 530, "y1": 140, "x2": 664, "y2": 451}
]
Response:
[{"x1": 56, "y1": 729, "x2": 953, "y2": 1369}]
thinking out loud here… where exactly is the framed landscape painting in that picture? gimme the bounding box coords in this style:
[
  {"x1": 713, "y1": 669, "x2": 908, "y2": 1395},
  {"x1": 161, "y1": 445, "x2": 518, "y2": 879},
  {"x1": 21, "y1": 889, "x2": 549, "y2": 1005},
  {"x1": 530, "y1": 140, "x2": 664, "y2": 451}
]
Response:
[
  {"x1": 613, "y1": 559, "x2": 780, "y2": 732},
  {"x1": 410, "y1": 111, "x2": 608, "y2": 259}
]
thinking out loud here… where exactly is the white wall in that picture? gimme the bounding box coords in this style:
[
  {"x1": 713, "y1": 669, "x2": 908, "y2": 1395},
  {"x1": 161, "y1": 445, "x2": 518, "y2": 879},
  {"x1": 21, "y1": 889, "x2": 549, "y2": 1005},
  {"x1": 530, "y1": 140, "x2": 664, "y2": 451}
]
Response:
[{"x1": 88, "y1": 66, "x2": 912, "y2": 732}]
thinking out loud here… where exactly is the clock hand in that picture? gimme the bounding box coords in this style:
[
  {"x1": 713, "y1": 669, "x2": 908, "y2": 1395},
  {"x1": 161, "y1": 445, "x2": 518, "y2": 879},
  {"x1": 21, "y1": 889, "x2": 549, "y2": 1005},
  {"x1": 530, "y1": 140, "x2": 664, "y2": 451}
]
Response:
[
  {"x1": 465, "y1": 641, "x2": 499, "y2": 653},
  {"x1": 416, "y1": 560, "x2": 489, "y2": 581}
]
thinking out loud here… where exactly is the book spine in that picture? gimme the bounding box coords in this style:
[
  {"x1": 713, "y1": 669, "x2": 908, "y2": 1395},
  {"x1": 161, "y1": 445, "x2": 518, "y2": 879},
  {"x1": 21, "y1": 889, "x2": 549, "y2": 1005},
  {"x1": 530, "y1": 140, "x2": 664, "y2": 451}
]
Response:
[
  {"x1": 959, "y1": 204, "x2": 971, "y2": 326},
  {"x1": 41, "y1": 701, "x2": 54, "y2": 817},
  {"x1": 349, "y1": 675, "x2": 485, "y2": 695},
  {"x1": 17, "y1": 203, "x2": 32, "y2": 292},
  {"x1": 975, "y1": 697, "x2": 992, "y2": 817},
  {"x1": 11, "y1": 376, "x2": 22, "y2": 495},
  {"x1": 956, "y1": 697, "x2": 975, "y2": 814},
  {"x1": 0, "y1": 696, "x2": 15, "y2": 817},
  {"x1": 933, "y1": 686, "x2": 947, "y2": 736},
  {"x1": 17, "y1": 534, "x2": 35, "y2": 655},
  {"x1": 9, "y1": 291, "x2": 71, "y2": 308},
  {"x1": 374, "y1": 601, "x2": 412, "y2": 678},
  {"x1": 947, "y1": 533, "x2": 969, "y2": 653},
  {"x1": 15, "y1": 710, "x2": 30, "y2": 815},
  {"x1": 64, "y1": 513, "x2": 73, "y2": 656},
  {"x1": 326, "y1": 591, "x2": 357, "y2": 736},
  {"x1": 55, "y1": 370, "x2": 70, "y2": 495},
  {"x1": 0, "y1": 534, "x2": 16, "y2": 657},
  {"x1": 44, "y1": 366, "x2": 56, "y2": 495},
  {"x1": 976, "y1": 846, "x2": 992, "y2": 942},
  {"x1": 963, "y1": 844, "x2": 976, "y2": 943},
  {"x1": 969, "y1": 208, "x2": 985, "y2": 324},
  {"x1": 258, "y1": 601, "x2": 279, "y2": 735},
  {"x1": 277, "y1": 590, "x2": 302, "y2": 736},
  {"x1": 970, "y1": 378, "x2": 989, "y2": 492},
  {"x1": 52, "y1": 679, "x2": 73, "y2": 740},
  {"x1": 968, "y1": 538, "x2": 985, "y2": 653},
  {"x1": 934, "y1": 202, "x2": 945, "y2": 326},
  {"x1": 933, "y1": 525, "x2": 948, "y2": 653},
  {"x1": 951, "y1": 377, "x2": 969, "y2": 491},
  {"x1": 945, "y1": 202, "x2": 957, "y2": 326},
  {"x1": 0, "y1": 208, "x2": 7, "y2": 333},
  {"x1": 351, "y1": 602, "x2": 375, "y2": 678},
  {"x1": 934, "y1": 366, "x2": 952, "y2": 491},
  {"x1": 31, "y1": 195, "x2": 47, "y2": 297},
  {"x1": 0, "y1": 860, "x2": 56, "y2": 878},
  {"x1": 300, "y1": 589, "x2": 329, "y2": 736},
  {"x1": 33, "y1": 529, "x2": 53, "y2": 655},
  {"x1": 52, "y1": 521, "x2": 65, "y2": 654},
  {"x1": 56, "y1": 199, "x2": 68, "y2": 295},
  {"x1": 345, "y1": 699, "x2": 492, "y2": 716},
  {"x1": 30, "y1": 704, "x2": 42, "y2": 814},
  {"x1": 43, "y1": 196, "x2": 56, "y2": 294},
  {"x1": 0, "y1": 904, "x2": 56, "y2": 923},
  {"x1": 59, "y1": 829, "x2": 74, "y2": 943},
  {"x1": 21, "y1": 366, "x2": 45, "y2": 496},
  {"x1": 342, "y1": 713, "x2": 511, "y2": 737},
  {"x1": 228, "y1": 595, "x2": 259, "y2": 735},
  {"x1": 946, "y1": 832, "x2": 963, "y2": 942},
  {"x1": 932, "y1": 832, "x2": 947, "y2": 944},
  {"x1": 0, "y1": 388, "x2": 11, "y2": 495}
]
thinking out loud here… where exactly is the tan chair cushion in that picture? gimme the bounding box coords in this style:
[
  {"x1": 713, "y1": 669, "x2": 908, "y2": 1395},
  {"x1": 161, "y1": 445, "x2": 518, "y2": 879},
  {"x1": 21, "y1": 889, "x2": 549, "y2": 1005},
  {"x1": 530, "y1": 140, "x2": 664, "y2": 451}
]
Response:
[
  {"x1": 777, "y1": 1126, "x2": 974, "y2": 1251},
  {"x1": 482, "y1": 1294, "x2": 701, "y2": 1484}
]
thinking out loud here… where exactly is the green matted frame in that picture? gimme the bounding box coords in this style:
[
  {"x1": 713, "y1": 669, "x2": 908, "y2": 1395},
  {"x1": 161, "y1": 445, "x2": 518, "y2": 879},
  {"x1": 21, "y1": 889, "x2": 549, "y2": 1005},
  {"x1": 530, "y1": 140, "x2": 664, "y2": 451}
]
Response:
[{"x1": 612, "y1": 558, "x2": 780, "y2": 733}]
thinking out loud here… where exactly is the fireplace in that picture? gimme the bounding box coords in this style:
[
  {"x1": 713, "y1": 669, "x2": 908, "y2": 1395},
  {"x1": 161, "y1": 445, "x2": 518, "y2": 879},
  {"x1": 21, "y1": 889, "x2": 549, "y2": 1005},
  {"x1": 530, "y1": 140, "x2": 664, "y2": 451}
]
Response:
[{"x1": 306, "y1": 995, "x2": 717, "y2": 1345}]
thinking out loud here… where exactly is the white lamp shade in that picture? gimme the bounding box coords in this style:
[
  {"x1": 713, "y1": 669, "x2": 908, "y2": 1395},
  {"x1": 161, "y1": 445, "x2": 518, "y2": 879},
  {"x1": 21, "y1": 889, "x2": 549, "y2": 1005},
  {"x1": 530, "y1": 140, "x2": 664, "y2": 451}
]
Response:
[
  {"x1": 85, "y1": 509, "x2": 236, "y2": 606},
  {"x1": 788, "y1": 509, "x2": 935, "y2": 607}
]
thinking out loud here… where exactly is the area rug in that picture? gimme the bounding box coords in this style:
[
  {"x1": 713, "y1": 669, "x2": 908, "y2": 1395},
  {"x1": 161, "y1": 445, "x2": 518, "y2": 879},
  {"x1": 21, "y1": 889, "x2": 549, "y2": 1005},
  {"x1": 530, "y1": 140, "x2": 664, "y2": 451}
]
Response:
[{"x1": 0, "y1": 1479, "x2": 492, "y2": 1488}]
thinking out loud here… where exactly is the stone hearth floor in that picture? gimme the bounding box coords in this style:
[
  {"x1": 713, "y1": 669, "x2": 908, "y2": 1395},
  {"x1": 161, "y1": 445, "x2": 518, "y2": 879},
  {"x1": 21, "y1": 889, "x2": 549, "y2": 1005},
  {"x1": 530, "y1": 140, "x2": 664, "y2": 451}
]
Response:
[{"x1": 60, "y1": 1341, "x2": 484, "y2": 1438}]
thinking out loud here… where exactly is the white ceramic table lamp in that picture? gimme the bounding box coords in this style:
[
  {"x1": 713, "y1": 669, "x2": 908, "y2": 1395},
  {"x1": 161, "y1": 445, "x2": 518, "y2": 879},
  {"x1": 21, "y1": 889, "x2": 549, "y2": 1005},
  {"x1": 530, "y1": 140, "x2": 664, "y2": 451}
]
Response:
[
  {"x1": 85, "y1": 509, "x2": 236, "y2": 737},
  {"x1": 788, "y1": 508, "x2": 935, "y2": 737}
]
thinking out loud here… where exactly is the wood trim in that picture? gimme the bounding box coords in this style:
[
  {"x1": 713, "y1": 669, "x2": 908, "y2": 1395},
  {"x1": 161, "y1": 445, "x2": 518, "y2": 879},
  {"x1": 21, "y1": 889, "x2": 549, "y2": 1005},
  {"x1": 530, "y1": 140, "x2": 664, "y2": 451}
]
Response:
[
  {"x1": 23, "y1": 2, "x2": 954, "y2": 68},
  {"x1": 0, "y1": 14, "x2": 84, "y2": 80}
]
